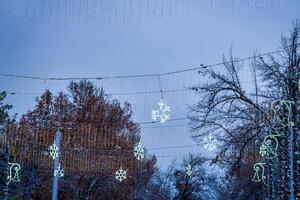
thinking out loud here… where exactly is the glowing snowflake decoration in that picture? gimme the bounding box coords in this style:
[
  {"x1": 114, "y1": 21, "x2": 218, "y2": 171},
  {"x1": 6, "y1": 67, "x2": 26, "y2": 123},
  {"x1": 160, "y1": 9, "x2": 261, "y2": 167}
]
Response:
[
  {"x1": 134, "y1": 143, "x2": 144, "y2": 160},
  {"x1": 186, "y1": 164, "x2": 192, "y2": 176},
  {"x1": 7, "y1": 162, "x2": 21, "y2": 185},
  {"x1": 54, "y1": 163, "x2": 64, "y2": 177},
  {"x1": 259, "y1": 144, "x2": 268, "y2": 157},
  {"x1": 49, "y1": 143, "x2": 59, "y2": 159},
  {"x1": 203, "y1": 134, "x2": 217, "y2": 151},
  {"x1": 151, "y1": 99, "x2": 170, "y2": 124},
  {"x1": 115, "y1": 167, "x2": 127, "y2": 182}
]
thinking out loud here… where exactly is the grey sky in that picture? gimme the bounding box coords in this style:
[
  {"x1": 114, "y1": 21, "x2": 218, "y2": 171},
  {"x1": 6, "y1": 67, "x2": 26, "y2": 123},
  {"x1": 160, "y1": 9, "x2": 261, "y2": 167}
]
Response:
[{"x1": 0, "y1": 0, "x2": 299, "y2": 168}]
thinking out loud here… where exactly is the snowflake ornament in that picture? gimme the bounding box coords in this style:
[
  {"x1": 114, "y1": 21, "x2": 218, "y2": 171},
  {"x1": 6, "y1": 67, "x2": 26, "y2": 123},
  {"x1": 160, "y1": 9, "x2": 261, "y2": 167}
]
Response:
[
  {"x1": 186, "y1": 164, "x2": 192, "y2": 176},
  {"x1": 259, "y1": 144, "x2": 268, "y2": 157},
  {"x1": 203, "y1": 134, "x2": 217, "y2": 151},
  {"x1": 49, "y1": 143, "x2": 59, "y2": 159},
  {"x1": 134, "y1": 143, "x2": 144, "y2": 160},
  {"x1": 115, "y1": 167, "x2": 127, "y2": 182},
  {"x1": 151, "y1": 99, "x2": 170, "y2": 124},
  {"x1": 54, "y1": 163, "x2": 64, "y2": 177}
]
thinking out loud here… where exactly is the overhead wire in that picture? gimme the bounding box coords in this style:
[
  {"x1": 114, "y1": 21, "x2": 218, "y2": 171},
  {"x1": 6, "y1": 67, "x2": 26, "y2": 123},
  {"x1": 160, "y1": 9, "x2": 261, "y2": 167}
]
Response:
[{"x1": 0, "y1": 49, "x2": 284, "y2": 81}]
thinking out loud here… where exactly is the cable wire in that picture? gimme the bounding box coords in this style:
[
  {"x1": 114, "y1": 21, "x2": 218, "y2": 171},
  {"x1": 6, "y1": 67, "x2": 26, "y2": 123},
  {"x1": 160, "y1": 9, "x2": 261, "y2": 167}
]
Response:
[{"x1": 0, "y1": 49, "x2": 284, "y2": 81}]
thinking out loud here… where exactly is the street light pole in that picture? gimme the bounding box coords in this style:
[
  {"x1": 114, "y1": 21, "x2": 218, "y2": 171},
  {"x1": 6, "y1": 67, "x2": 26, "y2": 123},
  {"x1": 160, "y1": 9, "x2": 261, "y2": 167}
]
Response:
[
  {"x1": 289, "y1": 103, "x2": 294, "y2": 200},
  {"x1": 51, "y1": 105, "x2": 80, "y2": 200},
  {"x1": 51, "y1": 128, "x2": 61, "y2": 200}
]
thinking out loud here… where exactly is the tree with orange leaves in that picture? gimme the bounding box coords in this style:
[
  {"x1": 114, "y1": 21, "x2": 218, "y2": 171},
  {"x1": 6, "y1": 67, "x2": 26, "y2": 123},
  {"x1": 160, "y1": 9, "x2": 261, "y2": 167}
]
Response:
[{"x1": 2, "y1": 80, "x2": 156, "y2": 200}]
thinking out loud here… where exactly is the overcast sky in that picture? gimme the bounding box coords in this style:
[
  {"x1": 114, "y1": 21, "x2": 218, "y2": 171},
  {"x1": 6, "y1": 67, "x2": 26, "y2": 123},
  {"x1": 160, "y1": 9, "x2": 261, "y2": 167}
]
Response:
[{"x1": 0, "y1": 0, "x2": 299, "y2": 169}]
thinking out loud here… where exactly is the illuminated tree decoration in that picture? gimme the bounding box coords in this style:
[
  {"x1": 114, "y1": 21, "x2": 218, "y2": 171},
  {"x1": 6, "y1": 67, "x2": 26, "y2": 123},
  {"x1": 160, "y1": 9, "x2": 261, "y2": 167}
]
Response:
[
  {"x1": 49, "y1": 143, "x2": 59, "y2": 159},
  {"x1": 252, "y1": 163, "x2": 267, "y2": 185},
  {"x1": 133, "y1": 143, "x2": 144, "y2": 160},
  {"x1": 151, "y1": 99, "x2": 171, "y2": 124},
  {"x1": 203, "y1": 133, "x2": 217, "y2": 151},
  {"x1": 271, "y1": 100, "x2": 293, "y2": 129},
  {"x1": 7, "y1": 162, "x2": 21, "y2": 185},
  {"x1": 115, "y1": 167, "x2": 127, "y2": 182},
  {"x1": 54, "y1": 163, "x2": 64, "y2": 177},
  {"x1": 259, "y1": 135, "x2": 279, "y2": 160},
  {"x1": 186, "y1": 164, "x2": 192, "y2": 176}
]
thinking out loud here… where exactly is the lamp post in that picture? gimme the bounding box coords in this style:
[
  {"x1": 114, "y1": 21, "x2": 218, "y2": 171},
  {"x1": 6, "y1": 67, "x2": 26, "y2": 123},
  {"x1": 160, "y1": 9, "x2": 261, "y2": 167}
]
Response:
[
  {"x1": 51, "y1": 128, "x2": 62, "y2": 200},
  {"x1": 51, "y1": 105, "x2": 80, "y2": 200}
]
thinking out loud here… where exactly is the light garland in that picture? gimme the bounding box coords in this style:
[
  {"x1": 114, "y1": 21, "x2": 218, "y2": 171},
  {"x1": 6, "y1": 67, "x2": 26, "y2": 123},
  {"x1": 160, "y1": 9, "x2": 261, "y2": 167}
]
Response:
[{"x1": 252, "y1": 99, "x2": 293, "y2": 186}]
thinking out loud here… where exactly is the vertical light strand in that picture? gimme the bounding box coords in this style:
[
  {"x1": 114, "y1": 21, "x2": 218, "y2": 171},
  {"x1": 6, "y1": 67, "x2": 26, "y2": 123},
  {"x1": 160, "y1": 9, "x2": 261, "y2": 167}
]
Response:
[
  {"x1": 146, "y1": 0, "x2": 149, "y2": 18},
  {"x1": 174, "y1": 0, "x2": 177, "y2": 17},
  {"x1": 160, "y1": 0, "x2": 164, "y2": 20},
  {"x1": 93, "y1": 0, "x2": 98, "y2": 23},
  {"x1": 138, "y1": 0, "x2": 142, "y2": 20},
  {"x1": 153, "y1": 0, "x2": 156, "y2": 20},
  {"x1": 100, "y1": 0, "x2": 104, "y2": 22},
  {"x1": 49, "y1": 0, "x2": 53, "y2": 27},
  {"x1": 64, "y1": 0, "x2": 68, "y2": 27},
  {"x1": 78, "y1": 0, "x2": 82, "y2": 25},
  {"x1": 114, "y1": 0, "x2": 118, "y2": 23},
  {"x1": 56, "y1": 0, "x2": 60, "y2": 31},
  {"x1": 129, "y1": 0, "x2": 133, "y2": 21},
  {"x1": 169, "y1": 0, "x2": 172, "y2": 17},
  {"x1": 122, "y1": 0, "x2": 126, "y2": 23},
  {"x1": 32, "y1": 0, "x2": 36, "y2": 25},
  {"x1": 71, "y1": 0, "x2": 75, "y2": 24},
  {"x1": 108, "y1": 0, "x2": 112, "y2": 24},
  {"x1": 0, "y1": 0, "x2": 5, "y2": 27},
  {"x1": 86, "y1": 0, "x2": 89, "y2": 25},
  {"x1": 41, "y1": 0, "x2": 45, "y2": 25}
]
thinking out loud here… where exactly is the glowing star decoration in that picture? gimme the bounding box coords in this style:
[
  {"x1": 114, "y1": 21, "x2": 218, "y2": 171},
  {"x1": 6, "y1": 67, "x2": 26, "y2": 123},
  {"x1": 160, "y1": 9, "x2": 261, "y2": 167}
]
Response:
[
  {"x1": 115, "y1": 167, "x2": 127, "y2": 182},
  {"x1": 134, "y1": 143, "x2": 144, "y2": 160},
  {"x1": 252, "y1": 163, "x2": 267, "y2": 185},
  {"x1": 49, "y1": 143, "x2": 59, "y2": 159},
  {"x1": 7, "y1": 162, "x2": 21, "y2": 185},
  {"x1": 203, "y1": 134, "x2": 217, "y2": 151},
  {"x1": 186, "y1": 164, "x2": 192, "y2": 176},
  {"x1": 54, "y1": 163, "x2": 64, "y2": 177},
  {"x1": 151, "y1": 99, "x2": 171, "y2": 124},
  {"x1": 259, "y1": 135, "x2": 279, "y2": 160}
]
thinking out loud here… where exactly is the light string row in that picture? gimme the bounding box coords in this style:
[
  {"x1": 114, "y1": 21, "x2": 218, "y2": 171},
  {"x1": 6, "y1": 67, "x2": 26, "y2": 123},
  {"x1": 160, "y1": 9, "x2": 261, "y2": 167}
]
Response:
[{"x1": 0, "y1": 0, "x2": 281, "y2": 27}]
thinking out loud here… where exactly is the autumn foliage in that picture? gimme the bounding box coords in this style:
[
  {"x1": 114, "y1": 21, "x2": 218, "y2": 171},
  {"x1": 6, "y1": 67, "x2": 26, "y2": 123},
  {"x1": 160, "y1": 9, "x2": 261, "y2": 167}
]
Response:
[{"x1": 0, "y1": 81, "x2": 156, "y2": 200}]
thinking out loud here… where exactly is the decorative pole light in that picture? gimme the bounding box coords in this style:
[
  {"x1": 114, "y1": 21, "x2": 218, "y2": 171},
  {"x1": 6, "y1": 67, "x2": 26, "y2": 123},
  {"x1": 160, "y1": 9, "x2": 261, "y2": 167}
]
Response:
[
  {"x1": 54, "y1": 163, "x2": 65, "y2": 177},
  {"x1": 115, "y1": 167, "x2": 127, "y2": 182},
  {"x1": 49, "y1": 143, "x2": 59, "y2": 160},
  {"x1": 7, "y1": 162, "x2": 21, "y2": 185},
  {"x1": 151, "y1": 99, "x2": 171, "y2": 124},
  {"x1": 252, "y1": 163, "x2": 267, "y2": 185},
  {"x1": 133, "y1": 143, "x2": 145, "y2": 160},
  {"x1": 259, "y1": 135, "x2": 279, "y2": 161}
]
